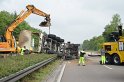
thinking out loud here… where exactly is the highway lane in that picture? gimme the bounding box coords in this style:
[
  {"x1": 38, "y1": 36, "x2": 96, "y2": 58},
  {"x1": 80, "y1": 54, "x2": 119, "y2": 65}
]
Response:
[{"x1": 61, "y1": 56, "x2": 124, "y2": 82}]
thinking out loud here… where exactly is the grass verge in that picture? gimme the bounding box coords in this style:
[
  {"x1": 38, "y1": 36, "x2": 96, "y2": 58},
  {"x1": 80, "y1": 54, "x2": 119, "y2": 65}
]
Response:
[
  {"x1": 18, "y1": 59, "x2": 62, "y2": 82},
  {"x1": 0, "y1": 54, "x2": 56, "y2": 78}
]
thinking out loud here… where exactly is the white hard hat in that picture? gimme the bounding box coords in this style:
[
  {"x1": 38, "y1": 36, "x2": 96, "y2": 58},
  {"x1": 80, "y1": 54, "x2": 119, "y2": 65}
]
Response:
[{"x1": 80, "y1": 50, "x2": 85, "y2": 53}]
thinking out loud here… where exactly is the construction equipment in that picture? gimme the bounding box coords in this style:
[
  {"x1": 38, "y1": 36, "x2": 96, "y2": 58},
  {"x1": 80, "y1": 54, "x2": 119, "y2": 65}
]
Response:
[
  {"x1": 0, "y1": 5, "x2": 51, "y2": 53},
  {"x1": 102, "y1": 25, "x2": 124, "y2": 65}
]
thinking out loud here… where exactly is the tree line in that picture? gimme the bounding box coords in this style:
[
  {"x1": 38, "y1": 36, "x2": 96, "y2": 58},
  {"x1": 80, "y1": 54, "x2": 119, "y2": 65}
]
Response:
[
  {"x1": 82, "y1": 14, "x2": 122, "y2": 51},
  {"x1": 0, "y1": 11, "x2": 42, "y2": 48}
]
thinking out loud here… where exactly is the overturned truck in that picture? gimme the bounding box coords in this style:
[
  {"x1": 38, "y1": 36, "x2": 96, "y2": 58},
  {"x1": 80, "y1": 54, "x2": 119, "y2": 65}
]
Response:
[{"x1": 64, "y1": 42, "x2": 80, "y2": 60}]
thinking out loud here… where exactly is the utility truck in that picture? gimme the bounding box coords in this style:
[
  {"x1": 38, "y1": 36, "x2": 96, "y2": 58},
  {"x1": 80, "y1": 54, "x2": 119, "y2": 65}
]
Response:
[{"x1": 103, "y1": 25, "x2": 124, "y2": 65}]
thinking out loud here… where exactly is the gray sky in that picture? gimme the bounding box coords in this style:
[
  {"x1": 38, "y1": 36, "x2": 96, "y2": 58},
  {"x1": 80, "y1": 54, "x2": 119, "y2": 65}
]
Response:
[{"x1": 0, "y1": 0, "x2": 124, "y2": 44}]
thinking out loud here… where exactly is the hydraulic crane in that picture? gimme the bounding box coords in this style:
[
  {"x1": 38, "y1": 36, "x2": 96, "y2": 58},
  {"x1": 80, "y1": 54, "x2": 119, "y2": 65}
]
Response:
[{"x1": 0, "y1": 5, "x2": 51, "y2": 53}]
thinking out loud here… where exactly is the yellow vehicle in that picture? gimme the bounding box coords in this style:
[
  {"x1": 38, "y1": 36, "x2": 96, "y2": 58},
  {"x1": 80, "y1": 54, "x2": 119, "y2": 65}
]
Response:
[
  {"x1": 103, "y1": 25, "x2": 124, "y2": 65},
  {"x1": 0, "y1": 5, "x2": 51, "y2": 53}
]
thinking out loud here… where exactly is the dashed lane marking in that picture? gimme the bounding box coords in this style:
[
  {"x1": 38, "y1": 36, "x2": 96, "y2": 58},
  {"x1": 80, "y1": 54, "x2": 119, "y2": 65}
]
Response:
[{"x1": 104, "y1": 65, "x2": 113, "y2": 69}]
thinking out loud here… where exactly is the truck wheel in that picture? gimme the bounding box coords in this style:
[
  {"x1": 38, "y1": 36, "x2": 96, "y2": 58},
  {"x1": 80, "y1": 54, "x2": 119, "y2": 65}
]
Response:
[
  {"x1": 113, "y1": 54, "x2": 120, "y2": 65},
  {"x1": 105, "y1": 54, "x2": 112, "y2": 64},
  {"x1": 48, "y1": 34, "x2": 56, "y2": 39},
  {"x1": 60, "y1": 39, "x2": 64, "y2": 42}
]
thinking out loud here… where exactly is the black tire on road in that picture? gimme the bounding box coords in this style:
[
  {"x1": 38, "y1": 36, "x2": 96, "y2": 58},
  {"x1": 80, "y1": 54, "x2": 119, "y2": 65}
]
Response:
[
  {"x1": 105, "y1": 54, "x2": 112, "y2": 64},
  {"x1": 113, "y1": 54, "x2": 121, "y2": 65}
]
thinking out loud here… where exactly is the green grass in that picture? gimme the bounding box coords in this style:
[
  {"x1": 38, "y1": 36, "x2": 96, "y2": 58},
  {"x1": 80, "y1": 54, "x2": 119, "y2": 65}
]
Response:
[
  {"x1": 18, "y1": 59, "x2": 62, "y2": 82},
  {"x1": 0, "y1": 54, "x2": 56, "y2": 78}
]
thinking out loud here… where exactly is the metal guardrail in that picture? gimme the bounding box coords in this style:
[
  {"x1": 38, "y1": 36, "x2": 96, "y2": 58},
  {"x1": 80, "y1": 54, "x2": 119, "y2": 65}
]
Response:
[{"x1": 0, "y1": 56, "x2": 57, "y2": 82}]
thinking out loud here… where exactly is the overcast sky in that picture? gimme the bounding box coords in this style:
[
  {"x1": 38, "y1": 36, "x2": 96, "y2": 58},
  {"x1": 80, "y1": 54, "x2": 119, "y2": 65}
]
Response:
[{"x1": 0, "y1": 0, "x2": 124, "y2": 44}]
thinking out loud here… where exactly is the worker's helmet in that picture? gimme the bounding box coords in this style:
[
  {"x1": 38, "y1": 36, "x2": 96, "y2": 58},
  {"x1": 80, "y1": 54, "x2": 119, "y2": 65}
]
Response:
[{"x1": 80, "y1": 50, "x2": 85, "y2": 53}]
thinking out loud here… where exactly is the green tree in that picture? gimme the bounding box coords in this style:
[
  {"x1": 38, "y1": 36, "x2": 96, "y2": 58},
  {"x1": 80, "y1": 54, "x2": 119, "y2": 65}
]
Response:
[
  {"x1": 102, "y1": 14, "x2": 121, "y2": 42},
  {"x1": 0, "y1": 11, "x2": 15, "y2": 35},
  {"x1": 82, "y1": 14, "x2": 122, "y2": 51},
  {"x1": 82, "y1": 36, "x2": 104, "y2": 51},
  {"x1": 82, "y1": 40, "x2": 90, "y2": 50}
]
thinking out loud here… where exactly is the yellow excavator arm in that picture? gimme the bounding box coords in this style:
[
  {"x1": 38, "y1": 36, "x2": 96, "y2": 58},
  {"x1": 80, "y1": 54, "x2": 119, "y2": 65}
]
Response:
[{"x1": 4, "y1": 5, "x2": 50, "y2": 49}]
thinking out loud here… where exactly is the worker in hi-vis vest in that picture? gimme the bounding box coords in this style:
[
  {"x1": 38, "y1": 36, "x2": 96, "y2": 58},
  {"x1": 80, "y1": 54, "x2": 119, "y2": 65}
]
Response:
[
  {"x1": 101, "y1": 48, "x2": 106, "y2": 64},
  {"x1": 20, "y1": 46, "x2": 26, "y2": 55},
  {"x1": 78, "y1": 51, "x2": 86, "y2": 66}
]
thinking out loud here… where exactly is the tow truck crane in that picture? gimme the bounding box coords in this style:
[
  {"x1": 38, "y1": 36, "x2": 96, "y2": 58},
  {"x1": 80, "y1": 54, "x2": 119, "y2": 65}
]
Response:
[
  {"x1": 102, "y1": 25, "x2": 124, "y2": 65},
  {"x1": 0, "y1": 5, "x2": 51, "y2": 53}
]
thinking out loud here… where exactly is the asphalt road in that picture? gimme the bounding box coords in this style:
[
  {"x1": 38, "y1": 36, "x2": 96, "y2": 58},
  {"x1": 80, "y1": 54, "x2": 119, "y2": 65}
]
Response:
[{"x1": 60, "y1": 56, "x2": 124, "y2": 82}]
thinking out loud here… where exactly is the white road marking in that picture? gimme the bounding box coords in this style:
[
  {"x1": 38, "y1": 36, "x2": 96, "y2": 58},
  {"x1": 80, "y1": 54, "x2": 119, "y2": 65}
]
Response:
[
  {"x1": 104, "y1": 65, "x2": 113, "y2": 69},
  {"x1": 57, "y1": 63, "x2": 66, "y2": 82}
]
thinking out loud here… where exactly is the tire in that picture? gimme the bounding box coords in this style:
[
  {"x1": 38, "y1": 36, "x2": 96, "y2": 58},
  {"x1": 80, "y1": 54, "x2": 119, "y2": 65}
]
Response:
[
  {"x1": 55, "y1": 37, "x2": 60, "y2": 42},
  {"x1": 48, "y1": 34, "x2": 56, "y2": 39},
  {"x1": 113, "y1": 54, "x2": 121, "y2": 65},
  {"x1": 60, "y1": 39, "x2": 64, "y2": 42},
  {"x1": 105, "y1": 54, "x2": 112, "y2": 64},
  {"x1": 46, "y1": 38, "x2": 51, "y2": 42}
]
